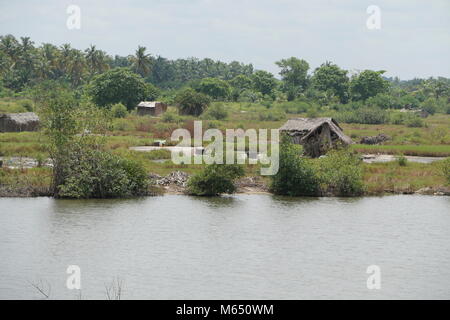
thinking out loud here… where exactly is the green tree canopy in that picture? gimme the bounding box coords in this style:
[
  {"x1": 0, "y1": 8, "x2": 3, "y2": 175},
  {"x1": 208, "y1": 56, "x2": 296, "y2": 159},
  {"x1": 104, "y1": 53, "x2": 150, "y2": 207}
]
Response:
[
  {"x1": 194, "y1": 77, "x2": 231, "y2": 100},
  {"x1": 251, "y1": 70, "x2": 277, "y2": 96},
  {"x1": 87, "y1": 68, "x2": 155, "y2": 110},
  {"x1": 175, "y1": 88, "x2": 211, "y2": 116},
  {"x1": 312, "y1": 62, "x2": 349, "y2": 103},
  {"x1": 350, "y1": 70, "x2": 389, "y2": 101},
  {"x1": 276, "y1": 57, "x2": 309, "y2": 99}
]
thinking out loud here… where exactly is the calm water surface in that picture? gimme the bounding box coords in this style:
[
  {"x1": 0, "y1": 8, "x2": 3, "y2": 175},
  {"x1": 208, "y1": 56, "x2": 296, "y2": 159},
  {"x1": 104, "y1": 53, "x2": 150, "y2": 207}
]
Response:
[{"x1": 0, "y1": 194, "x2": 449, "y2": 299}]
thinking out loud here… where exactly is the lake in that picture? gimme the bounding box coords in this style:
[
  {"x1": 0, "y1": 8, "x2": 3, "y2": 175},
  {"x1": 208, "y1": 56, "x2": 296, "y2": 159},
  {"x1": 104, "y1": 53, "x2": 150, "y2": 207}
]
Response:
[{"x1": 0, "y1": 195, "x2": 449, "y2": 299}]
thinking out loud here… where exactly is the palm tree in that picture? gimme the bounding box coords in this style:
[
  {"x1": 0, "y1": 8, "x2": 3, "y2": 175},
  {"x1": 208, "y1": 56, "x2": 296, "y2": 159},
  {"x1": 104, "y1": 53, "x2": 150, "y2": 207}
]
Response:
[
  {"x1": 129, "y1": 46, "x2": 152, "y2": 77},
  {"x1": 85, "y1": 45, "x2": 109, "y2": 77},
  {"x1": 67, "y1": 49, "x2": 86, "y2": 87}
]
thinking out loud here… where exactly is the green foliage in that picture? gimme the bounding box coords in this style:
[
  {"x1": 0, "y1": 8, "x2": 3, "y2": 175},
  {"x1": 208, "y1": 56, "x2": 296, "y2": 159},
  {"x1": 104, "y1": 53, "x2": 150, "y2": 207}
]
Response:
[
  {"x1": 175, "y1": 88, "x2": 211, "y2": 116},
  {"x1": 276, "y1": 57, "x2": 309, "y2": 99},
  {"x1": 195, "y1": 77, "x2": 231, "y2": 100},
  {"x1": 202, "y1": 103, "x2": 229, "y2": 120},
  {"x1": 335, "y1": 107, "x2": 388, "y2": 124},
  {"x1": 187, "y1": 164, "x2": 245, "y2": 196},
  {"x1": 161, "y1": 110, "x2": 182, "y2": 123},
  {"x1": 442, "y1": 158, "x2": 450, "y2": 185},
  {"x1": 366, "y1": 93, "x2": 399, "y2": 109},
  {"x1": 87, "y1": 68, "x2": 151, "y2": 110},
  {"x1": 312, "y1": 62, "x2": 349, "y2": 103},
  {"x1": 404, "y1": 115, "x2": 425, "y2": 127},
  {"x1": 251, "y1": 70, "x2": 277, "y2": 96},
  {"x1": 397, "y1": 155, "x2": 408, "y2": 166},
  {"x1": 316, "y1": 149, "x2": 364, "y2": 196},
  {"x1": 350, "y1": 70, "x2": 389, "y2": 101},
  {"x1": 420, "y1": 98, "x2": 437, "y2": 115},
  {"x1": 270, "y1": 138, "x2": 319, "y2": 196},
  {"x1": 237, "y1": 89, "x2": 263, "y2": 102},
  {"x1": 111, "y1": 103, "x2": 128, "y2": 118},
  {"x1": 229, "y1": 75, "x2": 253, "y2": 90},
  {"x1": 58, "y1": 146, "x2": 149, "y2": 198}
]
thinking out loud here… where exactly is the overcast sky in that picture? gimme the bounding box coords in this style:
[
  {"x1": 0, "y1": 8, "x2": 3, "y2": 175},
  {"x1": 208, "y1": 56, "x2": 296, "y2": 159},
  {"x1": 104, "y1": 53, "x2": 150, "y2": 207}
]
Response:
[{"x1": 1, "y1": 0, "x2": 449, "y2": 79}]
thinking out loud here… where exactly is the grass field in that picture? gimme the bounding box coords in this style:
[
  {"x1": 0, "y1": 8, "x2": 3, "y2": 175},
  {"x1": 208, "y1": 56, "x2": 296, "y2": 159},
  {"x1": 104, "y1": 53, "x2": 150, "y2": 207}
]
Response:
[{"x1": 1, "y1": 99, "x2": 449, "y2": 195}]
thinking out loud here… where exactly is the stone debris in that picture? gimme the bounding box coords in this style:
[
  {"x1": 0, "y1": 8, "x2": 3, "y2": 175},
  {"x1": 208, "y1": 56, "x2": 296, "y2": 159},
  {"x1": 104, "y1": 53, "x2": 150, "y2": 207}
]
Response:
[
  {"x1": 360, "y1": 134, "x2": 391, "y2": 145},
  {"x1": 0, "y1": 156, "x2": 53, "y2": 169},
  {"x1": 415, "y1": 186, "x2": 450, "y2": 196},
  {"x1": 153, "y1": 171, "x2": 190, "y2": 187}
]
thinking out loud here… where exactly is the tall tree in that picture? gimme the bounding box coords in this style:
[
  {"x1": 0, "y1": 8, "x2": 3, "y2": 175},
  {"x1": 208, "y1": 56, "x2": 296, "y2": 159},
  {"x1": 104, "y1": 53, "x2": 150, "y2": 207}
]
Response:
[
  {"x1": 350, "y1": 70, "x2": 389, "y2": 101},
  {"x1": 130, "y1": 46, "x2": 152, "y2": 77},
  {"x1": 312, "y1": 62, "x2": 349, "y2": 103},
  {"x1": 276, "y1": 57, "x2": 309, "y2": 99}
]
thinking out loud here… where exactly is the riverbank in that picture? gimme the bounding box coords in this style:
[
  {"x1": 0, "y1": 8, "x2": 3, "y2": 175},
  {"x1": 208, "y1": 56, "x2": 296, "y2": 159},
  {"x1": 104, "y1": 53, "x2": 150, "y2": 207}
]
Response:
[{"x1": 1, "y1": 167, "x2": 449, "y2": 197}]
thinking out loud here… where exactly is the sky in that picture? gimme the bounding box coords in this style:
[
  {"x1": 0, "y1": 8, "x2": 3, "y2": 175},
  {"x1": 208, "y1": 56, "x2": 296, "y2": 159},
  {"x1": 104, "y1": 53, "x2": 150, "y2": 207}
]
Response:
[{"x1": 1, "y1": 0, "x2": 449, "y2": 79}]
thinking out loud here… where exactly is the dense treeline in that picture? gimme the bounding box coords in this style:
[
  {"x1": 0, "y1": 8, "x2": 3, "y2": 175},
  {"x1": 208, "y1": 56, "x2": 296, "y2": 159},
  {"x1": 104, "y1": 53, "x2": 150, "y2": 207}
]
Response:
[{"x1": 1, "y1": 34, "x2": 450, "y2": 125}]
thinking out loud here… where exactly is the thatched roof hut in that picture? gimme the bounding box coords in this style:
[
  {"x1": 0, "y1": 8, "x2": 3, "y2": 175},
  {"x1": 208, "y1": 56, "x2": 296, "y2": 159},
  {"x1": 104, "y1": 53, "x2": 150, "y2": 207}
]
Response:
[
  {"x1": 137, "y1": 101, "x2": 167, "y2": 116},
  {"x1": 0, "y1": 112, "x2": 40, "y2": 133},
  {"x1": 279, "y1": 117, "x2": 352, "y2": 157}
]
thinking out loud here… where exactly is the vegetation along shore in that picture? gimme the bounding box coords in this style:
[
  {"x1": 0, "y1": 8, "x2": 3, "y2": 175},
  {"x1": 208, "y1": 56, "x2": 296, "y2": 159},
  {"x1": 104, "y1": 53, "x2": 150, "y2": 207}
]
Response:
[{"x1": 0, "y1": 35, "x2": 449, "y2": 198}]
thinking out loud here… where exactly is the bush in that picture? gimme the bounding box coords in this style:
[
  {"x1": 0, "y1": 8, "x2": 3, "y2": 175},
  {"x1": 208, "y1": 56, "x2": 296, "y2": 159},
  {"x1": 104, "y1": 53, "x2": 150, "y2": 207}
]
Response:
[
  {"x1": 194, "y1": 78, "x2": 231, "y2": 100},
  {"x1": 202, "y1": 103, "x2": 229, "y2": 120},
  {"x1": 270, "y1": 139, "x2": 319, "y2": 196},
  {"x1": 87, "y1": 68, "x2": 151, "y2": 110},
  {"x1": 335, "y1": 107, "x2": 388, "y2": 124},
  {"x1": 397, "y1": 155, "x2": 408, "y2": 166},
  {"x1": 420, "y1": 98, "x2": 437, "y2": 115},
  {"x1": 316, "y1": 149, "x2": 364, "y2": 196},
  {"x1": 442, "y1": 158, "x2": 450, "y2": 185},
  {"x1": 175, "y1": 88, "x2": 211, "y2": 116},
  {"x1": 405, "y1": 116, "x2": 424, "y2": 128},
  {"x1": 57, "y1": 147, "x2": 149, "y2": 198},
  {"x1": 111, "y1": 103, "x2": 128, "y2": 118},
  {"x1": 187, "y1": 164, "x2": 245, "y2": 196}
]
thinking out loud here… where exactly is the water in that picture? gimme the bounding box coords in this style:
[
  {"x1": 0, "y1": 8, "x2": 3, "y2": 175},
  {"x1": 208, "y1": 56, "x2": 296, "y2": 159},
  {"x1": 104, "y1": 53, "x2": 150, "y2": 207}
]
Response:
[{"x1": 0, "y1": 195, "x2": 449, "y2": 300}]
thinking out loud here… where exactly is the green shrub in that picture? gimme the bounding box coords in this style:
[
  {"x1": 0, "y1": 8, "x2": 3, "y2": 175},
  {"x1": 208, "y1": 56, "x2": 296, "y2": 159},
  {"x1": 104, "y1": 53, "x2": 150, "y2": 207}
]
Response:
[
  {"x1": 175, "y1": 88, "x2": 211, "y2": 116},
  {"x1": 111, "y1": 103, "x2": 128, "y2": 118},
  {"x1": 442, "y1": 158, "x2": 450, "y2": 185},
  {"x1": 397, "y1": 155, "x2": 408, "y2": 166},
  {"x1": 316, "y1": 149, "x2": 364, "y2": 196},
  {"x1": 335, "y1": 107, "x2": 388, "y2": 124},
  {"x1": 270, "y1": 139, "x2": 319, "y2": 196},
  {"x1": 187, "y1": 164, "x2": 245, "y2": 196},
  {"x1": 405, "y1": 116, "x2": 424, "y2": 128},
  {"x1": 57, "y1": 147, "x2": 149, "y2": 198}
]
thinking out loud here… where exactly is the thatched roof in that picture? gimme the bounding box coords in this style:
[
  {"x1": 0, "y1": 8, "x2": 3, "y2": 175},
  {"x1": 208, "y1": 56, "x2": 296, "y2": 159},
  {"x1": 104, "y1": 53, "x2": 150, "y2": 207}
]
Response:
[
  {"x1": 137, "y1": 101, "x2": 165, "y2": 108},
  {"x1": 0, "y1": 112, "x2": 39, "y2": 124},
  {"x1": 280, "y1": 117, "x2": 353, "y2": 145}
]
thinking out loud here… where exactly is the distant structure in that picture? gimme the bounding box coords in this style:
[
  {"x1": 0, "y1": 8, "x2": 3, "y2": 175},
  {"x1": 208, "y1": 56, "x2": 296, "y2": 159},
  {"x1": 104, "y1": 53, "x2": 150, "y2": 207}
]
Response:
[
  {"x1": 279, "y1": 117, "x2": 353, "y2": 157},
  {"x1": 136, "y1": 101, "x2": 167, "y2": 117},
  {"x1": 0, "y1": 112, "x2": 40, "y2": 133}
]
